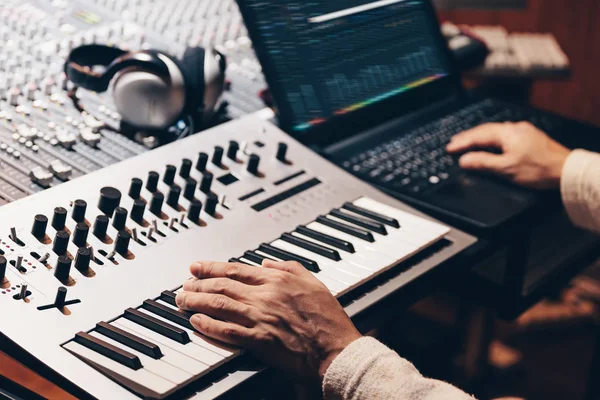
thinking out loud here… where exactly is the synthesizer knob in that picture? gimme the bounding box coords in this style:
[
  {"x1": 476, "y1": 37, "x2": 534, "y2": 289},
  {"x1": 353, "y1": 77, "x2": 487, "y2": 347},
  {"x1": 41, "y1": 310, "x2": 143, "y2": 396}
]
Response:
[
  {"x1": 163, "y1": 165, "x2": 176, "y2": 186},
  {"x1": 195, "y1": 152, "x2": 209, "y2": 172},
  {"x1": 54, "y1": 256, "x2": 72, "y2": 282},
  {"x1": 188, "y1": 199, "x2": 203, "y2": 222},
  {"x1": 167, "y1": 185, "x2": 181, "y2": 209},
  {"x1": 131, "y1": 199, "x2": 147, "y2": 223},
  {"x1": 98, "y1": 187, "x2": 122, "y2": 217},
  {"x1": 200, "y1": 173, "x2": 213, "y2": 194},
  {"x1": 31, "y1": 214, "x2": 48, "y2": 239},
  {"x1": 149, "y1": 192, "x2": 164, "y2": 216},
  {"x1": 52, "y1": 207, "x2": 67, "y2": 231},
  {"x1": 276, "y1": 143, "x2": 288, "y2": 163},
  {"x1": 205, "y1": 193, "x2": 218, "y2": 216},
  {"x1": 184, "y1": 179, "x2": 197, "y2": 201},
  {"x1": 112, "y1": 207, "x2": 128, "y2": 231},
  {"x1": 53, "y1": 231, "x2": 70, "y2": 256},
  {"x1": 146, "y1": 171, "x2": 160, "y2": 193},
  {"x1": 212, "y1": 146, "x2": 224, "y2": 167},
  {"x1": 179, "y1": 159, "x2": 192, "y2": 179},
  {"x1": 74, "y1": 247, "x2": 91, "y2": 273},
  {"x1": 247, "y1": 154, "x2": 261, "y2": 175},
  {"x1": 72, "y1": 199, "x2": 87, "y2": 223},
  {"x1": 129, "y1": 178, "x2": 143, "y2": 199},
  {"x1": 0, "y1": 256, "x2": 7, "y2": 285},
  {"x1": 115, "y1": 231, "x2": 131, "y2": 257},
  {"x1": 72, "y1": 223, "x2": 89, "y2": 248},
  {"x1": 93, "y1": 215, "x2": 109, "y2": 239},
  {"x1": 227, "y1": 140, "x2": 239, "y2": 160}
]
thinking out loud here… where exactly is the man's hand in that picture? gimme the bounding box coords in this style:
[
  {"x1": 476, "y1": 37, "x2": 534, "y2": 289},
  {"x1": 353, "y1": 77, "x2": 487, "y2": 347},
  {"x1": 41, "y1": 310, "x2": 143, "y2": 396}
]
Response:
[
  {"x1": 175, "y1": 260, "x2": 361, "y2": 383},
  {"x1": 446, "y1": 122, "x2": 572, "y2": 189}
]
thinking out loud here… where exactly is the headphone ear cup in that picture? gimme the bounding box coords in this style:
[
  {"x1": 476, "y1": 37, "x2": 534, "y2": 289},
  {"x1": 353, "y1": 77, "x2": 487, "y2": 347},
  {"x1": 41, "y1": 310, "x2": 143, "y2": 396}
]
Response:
[{"x1": 179, "y1": 47, "x2": 207, "y2": 117}]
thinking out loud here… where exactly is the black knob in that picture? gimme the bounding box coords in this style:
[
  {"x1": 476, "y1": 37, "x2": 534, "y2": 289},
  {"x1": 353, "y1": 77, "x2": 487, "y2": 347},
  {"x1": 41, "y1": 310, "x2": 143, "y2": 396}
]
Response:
[
  {"x1": 129, "y1": 178, "x2": 143, "y2": 199},
  {"x1": 115, "y1": 231, "x2": 131, "y2": 256},
  {"x1": 93, "y1": 215, "x2": 109, "y2": 239},
  {"x1": 75, "y1": 247, "x2": 91, "y2": 273},
  {"x1": 205, "y1": 193, "x2": 218, "y2": 216},
  {"x1": 163, "y1": 165, "x2": 176, "y2": 186},
  {"x1": 150, "y1": 192, "x2": 164, "y2": 216},
  {"x1": 212, "y1": 146, "x2": 224, "y2": 166},
  {"x1": 196, "y1": 152, "x2": 209, "y2": 172},
  {"x1": 227, "y1": 141, "x2": 239, "y2": 160},
  {"x1": 113, "y1": 207, "x2": 128, "y2": 231},
  {"x1": 72, "y1": 223, "x2": 89, "y2": 247},
  {"x1": 52, "y1": 230, "x2": 70, "y2": 256},
  {"x1": 146, "y1": 171, "x2": 159, "y2": 192},
  {"x1": 54, "y1": 287, "x2": 67, "y2": 308},
  {"x1": 72, "y1": 199, "x2": 87, "y2": 223},
  {"x1": 188, "y1": 199, "x2": 203, "y2": 222},
  {"x1": 131, "y1": 199, "x2": 147, "y2": 223},
  {"x1": 277, "y1": 143, "x2": 288, "y2": 162},
  {"x1": 200, "y1": 173, "x2": 213, "y2": 194},
  {"x1": 52, "y1": 207, "x2": 67, "y2": 231},
  {"x1": 180, "y1": 159, "x2": 192, "y2": 179},
  {"x1": 98, "y1": 187, "x2": 122, "y2": 217},
  {"x1": 0, "y1": 256, "x2": 7, "y2": 282},
  {"x1": 31, "y1": 214, "x2": 48, "y2": 239},
  {"x1": 54, "y1": 256, "x2": 72, "y2": 282},
  {"x1": 184, "y1": 178, "x2": 197, "y2": 201},
  {"x1": 247, "y1": 154, "x2": 261, "y2": 175},
  {"x1": 167, "y1": 185, "x2": 181, "y2": 209}
]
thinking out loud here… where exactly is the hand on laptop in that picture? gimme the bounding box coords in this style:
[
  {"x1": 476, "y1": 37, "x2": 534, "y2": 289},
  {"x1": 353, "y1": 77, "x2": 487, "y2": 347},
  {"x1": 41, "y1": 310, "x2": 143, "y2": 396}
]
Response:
[
  {"x1": 446, "y1": 121, "x2": 572, "y2": 189},
  {"x1": 176, "y1": 260, "x2": 362, "y2": 384}
]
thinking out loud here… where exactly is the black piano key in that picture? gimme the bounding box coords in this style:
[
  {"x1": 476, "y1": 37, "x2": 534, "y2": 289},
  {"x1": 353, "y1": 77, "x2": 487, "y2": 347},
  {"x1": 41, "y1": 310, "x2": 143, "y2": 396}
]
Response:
[
  {"x1": 342, "y1": 202, "x2": 400, "y2": 228},
  {"x1": 141, "y1": 300, "x2": 194, "y2": 330},
  {"x1": 281, "y1": 233, "x2": 341, "y2": 261},
  {"x1": 124, "y1": 308, "x2": 191, "y2": 344},
  {"x1": 74, "y1": 331, "x2": 142, "y2": 370},
  {"x1": 258, "y1": 244, "x2": 320, "y2": 273},
  {"x1": 96, "y1": 322, "x2": 163, "y2": 360},
  {"x1": 316, "y1": 216, "x2": 375, "y2": 243},
  {"x1": 229, "y1": 257, "x2": 250, "y2": 265},
  {"x1": 243, "y1": 251, "x2": 273, "y2": 265},
  {"x1": 296, "y1": 226, "x2": 355, "y2": 253},
  {"x1": 330, "y1": 209, "x2": 388, "y2": 235},
  {"x1": 160, "y1": 291, "x2": 178, "y2": 308}
]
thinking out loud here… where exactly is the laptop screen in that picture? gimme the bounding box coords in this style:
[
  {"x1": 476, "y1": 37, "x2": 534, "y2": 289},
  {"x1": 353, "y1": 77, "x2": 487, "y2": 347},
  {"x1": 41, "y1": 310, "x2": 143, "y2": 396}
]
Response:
[{"x1": 237, "y1": 0, "x2": 460, "y2": 145}]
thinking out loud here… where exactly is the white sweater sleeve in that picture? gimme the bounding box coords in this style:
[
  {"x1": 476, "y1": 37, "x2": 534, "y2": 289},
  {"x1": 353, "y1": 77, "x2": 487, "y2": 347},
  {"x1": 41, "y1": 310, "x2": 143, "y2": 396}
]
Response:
[{"x1": 561, "y1": 149, "x2": 600, "y2": 234}]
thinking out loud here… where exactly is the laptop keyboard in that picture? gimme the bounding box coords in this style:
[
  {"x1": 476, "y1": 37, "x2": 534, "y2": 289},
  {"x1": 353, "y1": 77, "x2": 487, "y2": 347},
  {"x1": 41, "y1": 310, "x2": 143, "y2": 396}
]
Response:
[{"x1": 341, "y1": 99, "x2": 563, "y2": 195}]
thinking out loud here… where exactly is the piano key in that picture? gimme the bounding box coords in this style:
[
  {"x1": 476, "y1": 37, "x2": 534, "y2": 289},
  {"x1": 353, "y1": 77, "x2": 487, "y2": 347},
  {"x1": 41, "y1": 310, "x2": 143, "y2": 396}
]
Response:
[
  {"x1": 64, "y1": 341, "x2": 176, "y2": 396},
  {"x1": 96, "y1": 322, "x2": 163, "y2": 360},
  {"x1": 342, "y1": 202, "x2": 400, "y2": 228},
  {"x1": 160, "y1": 290, "x2": 178, "y2": 307},
  {"x1": 296, "y1": 225, "x2": 355, "y2": 253},
  {"x1": 89, "y1": 331, "x2": 193, "y2": 385},
  {"x1": 229, "y1": 257, "x2": 250, "y2": 265},
  {"x1": 141, "y1": 300, "x2": 195, "y2": 330},
  {"x1": 316, "y1": 216, "x2": 375, "y2": 243},
  {"x1": 74, "y1": 332, "x2": 142, "y2": 370},
  {"x1": 281, "y1": 233, "x2": 341, "y2": 261},
  {"x1": 124, "y1": 308, "x2": 191, "y2": 344},
  {"x1": 258, "y1": 243, "x2": 320, "y2": 273},
  {"x1": 243, "y1": 250, "x2": 271, "y2": 265},
  {"x1": 330, "y1": 209, "x2": 388, "y2": 235},
  {"x1": 239, "y1": 257, "x2": 261, "y2": 267}
]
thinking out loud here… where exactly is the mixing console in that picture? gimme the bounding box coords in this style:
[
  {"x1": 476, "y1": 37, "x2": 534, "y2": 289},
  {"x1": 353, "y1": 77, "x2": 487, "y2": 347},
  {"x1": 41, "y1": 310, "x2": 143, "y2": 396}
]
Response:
[{"x1": 0, "y1": 114, "x2": 475, "y2": 399}]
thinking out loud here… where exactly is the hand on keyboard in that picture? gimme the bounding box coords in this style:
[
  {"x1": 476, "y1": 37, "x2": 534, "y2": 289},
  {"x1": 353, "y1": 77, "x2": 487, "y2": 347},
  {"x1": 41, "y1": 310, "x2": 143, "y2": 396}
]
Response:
[
  {"x1": 176, "y1": 260, "x2": 362, "y2": 383},
  {"x1": 447, "y1": 121, "x2": 571, "y2": 189}
]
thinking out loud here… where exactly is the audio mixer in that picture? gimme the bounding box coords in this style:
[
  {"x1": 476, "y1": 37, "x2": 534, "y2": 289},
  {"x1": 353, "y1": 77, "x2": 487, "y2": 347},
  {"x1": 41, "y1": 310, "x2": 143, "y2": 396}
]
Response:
[{"x1": 0, "y1": 114, "x2": 476, "y2": 399}]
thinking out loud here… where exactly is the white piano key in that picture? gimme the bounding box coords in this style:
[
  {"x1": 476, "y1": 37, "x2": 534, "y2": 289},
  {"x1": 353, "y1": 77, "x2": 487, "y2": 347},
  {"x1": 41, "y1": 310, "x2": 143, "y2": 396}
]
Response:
[{"x1": 239, "y1": 257, "x2": 261, "y2": 267}]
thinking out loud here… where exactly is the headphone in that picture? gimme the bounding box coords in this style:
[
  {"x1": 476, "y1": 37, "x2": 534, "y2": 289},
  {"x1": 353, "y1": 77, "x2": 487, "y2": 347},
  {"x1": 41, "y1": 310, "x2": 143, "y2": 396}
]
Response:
[{"x1": 64, "y1": 44, "x2": 226, "y2": 140}]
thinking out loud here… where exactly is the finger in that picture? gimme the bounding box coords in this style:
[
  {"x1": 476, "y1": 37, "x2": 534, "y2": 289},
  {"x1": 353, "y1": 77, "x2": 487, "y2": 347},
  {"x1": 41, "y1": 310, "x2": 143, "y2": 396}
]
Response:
[
  {"x1": 190, "y1": 261, "x2": 271, "y2": 285},
  {"x1": 262, "y1": 259, "x2": 310, "y2": 277},
  {"x1": 458, "y1": 152, "x2": 508, "y2": 173},
  {"x1": 183, "y1": 278, "x2": 254, "y2": 301},
  {"x1": 175, "y1": 291, "x2": 257, "y2": 327},
  {"x1": 190, "y1": 314, "x2": 254, "y2": 347},
  {"x1": 446, "y1": 123, "x2": 507, "y2": 153}
]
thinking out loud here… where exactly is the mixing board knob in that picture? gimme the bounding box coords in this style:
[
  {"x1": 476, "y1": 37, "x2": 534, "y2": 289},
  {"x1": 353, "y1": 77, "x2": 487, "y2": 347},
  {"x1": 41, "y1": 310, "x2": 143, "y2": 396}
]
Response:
[
  {"x1": 277, "y1": 143, "x2": 289, "y2": 163},
  {"x1": 72, "y1": 223, "x2": 89, "y2": 248},
  {"x1": 8, "y1": 87, "x2": 20, "y2": 106},
  {"x1": 131, "y1": 199, "x2": 147, "y2": 223},
  {"x1": 179, "y1": 159, "x2": 192, "y2": 179},
  {"x1": 129, "y1": 178, "x2": 143, "y2": 199},
  {"x1": 72, "y1": 200, "x2": 87, "y2": 223},
  {"x1": 98, "y1": 187, "x2": 122, "y2": 217},
  {"x1": 227, "y1": 141, "x2": 240, "y2": 160},
  {"x1": 93, "y1": 215, "x2": 109, "y2": 240},
  {"x1": 163, "y1": 165, "x2": 176, "y2": 186},
  {"x1": 112, "y1": 207, "x2": 128, "y2": 231},
  {"x1": 115, "y1": 231, "x2": 131, "y2": 257},
  {"x1": 195, "y1": 152, "x2": 209, "y2": 173},
  {"x1": 52, "y1": 231, "x2": 70, "y2": 256},
  {"x1": 167, "y1": 186, "x2": 181, "y2": 209},
  {"x1": 30, "y1": 167, "x2": 53, "y2": 188},
  {"x1": 205, "y1": 193, "x2": 218, "y2": 216},
  {"x1": 74, "y1": 248, "x2": 92, "y2": 273},
  {"x1": 212, "y1": 146, "x2": 224, "y2": 167},
  {"x1": 146, "y1": 171, "x2": 159, "y2": 193},
  {"x1": 149, "y1": 192, "x2": 165, "y2": 216},
  {"x1": 41, "y1": 77, "x2": 55, "y2": 96},
  {"x1": 54, "y1": 256, "x2": 72, "y2": 282},
  {"x1": 54, "y1": 287, "x2": 68, "y2": 309},
  {"x1": 200, "y1": 173, "x2": 213, "y2": 194},
  {"x1": 31, "y1": 214, "x2": 48, "y2": 239},
  {"x1": 49, "y1": 160, "x2": 72, "y2": 181},
  {"x1": 52, "y1": 207, "x2": 68, "y2": 231},
  {"x1": 25, "y1": 82, "x2": 37, "y2": 101},
  {"x1": 0, "y1": 256, "x2": 7, "y2": 286},
  {"x1": 247, "y1": 154, "x2": 261, "y2": 175},
  {"x1": 184, "y1": 179, "x2": 197, "y2": 201},
  {"x1": 188, "y1": 199, "x2": 203, "y2": 222}
]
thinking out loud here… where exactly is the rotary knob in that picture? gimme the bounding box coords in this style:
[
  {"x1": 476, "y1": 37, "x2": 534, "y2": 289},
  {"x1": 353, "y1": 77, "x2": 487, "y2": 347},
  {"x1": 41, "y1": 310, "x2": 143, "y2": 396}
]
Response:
[
  {"x1": 74, "y1": 247, "x2": 92, "y2": 273},
  {"x1": 54, "y1": 256, "x2": 72, "y2": 282},
  {"x1": 227, "y1": 140, "x2": 239, "y2": 160},
  {"x1": 205, "y1": 193, "x2": 218, "y2": 216},
  {"x1": 195, "y1": 152, "x2": 209, "y2": 172},
  {"x1": 72, "y1": 199, "x2": 87, "y2": 223},
  {"x1": 31, "y1": 214, "x2": 48, "y2": 239},
  {"x1": 247, "y1": 154, "x2": 261, "y2": 175},
  {"x1": 212, "y1": 146, "x2": 224, "y2": 167},
  {"x1": 129, "y1": 178, "x2": 143, "y2": 199},
  {"x1": 188, "y1": 199, "x2": 203, "y2": 222},
  {"x1": 115, "y1": 231, "x2": 131, "y2": 257},
  {"x1": 146, "y1": 171, "x2": 159, "y2": 193},
  {"x1": 52, "y1": 207, "x2": 67, "y2": 231},
  {"x1": 112, "y1": 207, "x2": 128, "y2": 231},
  {"x1": 52, "y1": 230, "x2": 70, "y2": 255},
  {"x1": 163, "y1": 165, "x2": 176, "y2": 186},
  {"x1": 98, "y1": 187, "x2": 122, "y2": 217},
  {"x1": 167, "y1": 185, "x2": 181, "y2": 209},
  {"x1": 150, "y1": 192, "x2": 164, "y2": 216},
  {"x1": 184, "y1": 179, "x2": 197, "y2": 201},
  {"x1": 93, "y1": 215, "x2": 109, "y2": 239},
  {"x1": 72, "y1": 223, "x2": 89, "y2": 247},
  {"x1": 276, "y1": 142, "x2": 288, "y2": 163},
  {"x1": 131, "y1": 199, "x2": 147, "y2": 223},
  {"x1": 179, "y1": 159, "x2": 192, "y2": 179}
]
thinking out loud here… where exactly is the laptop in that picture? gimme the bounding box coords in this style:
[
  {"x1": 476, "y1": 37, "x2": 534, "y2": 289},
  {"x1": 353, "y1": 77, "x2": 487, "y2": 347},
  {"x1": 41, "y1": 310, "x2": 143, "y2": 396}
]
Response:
[{"x1": 235, "y1": 0, "x2": 600, "y2": 235}]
